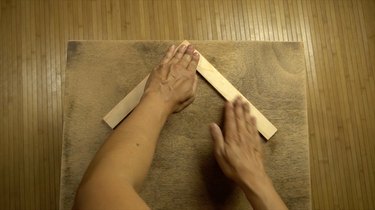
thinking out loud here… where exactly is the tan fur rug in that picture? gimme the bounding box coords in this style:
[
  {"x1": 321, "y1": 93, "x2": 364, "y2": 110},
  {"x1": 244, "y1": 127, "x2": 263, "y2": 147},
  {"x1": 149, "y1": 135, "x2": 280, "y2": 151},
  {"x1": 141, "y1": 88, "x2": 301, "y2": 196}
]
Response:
[{"x1": 60, "y1": 41, "x2": 310, "y2": 210}]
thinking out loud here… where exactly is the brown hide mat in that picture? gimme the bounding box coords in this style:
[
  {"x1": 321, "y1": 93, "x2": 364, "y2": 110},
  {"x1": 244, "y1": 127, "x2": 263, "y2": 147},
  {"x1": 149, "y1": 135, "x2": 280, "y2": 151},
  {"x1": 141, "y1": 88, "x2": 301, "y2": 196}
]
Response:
[{"x1": 60, "y1": 41, "x2": 310, "y2": 210}]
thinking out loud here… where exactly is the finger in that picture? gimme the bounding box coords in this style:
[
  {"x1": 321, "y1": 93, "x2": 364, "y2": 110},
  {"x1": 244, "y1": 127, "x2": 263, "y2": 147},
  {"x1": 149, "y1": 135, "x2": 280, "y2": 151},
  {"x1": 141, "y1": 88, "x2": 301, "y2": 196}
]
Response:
[
  {"x1": 170, "y1": 44, "x2": 187, "y2": 64},
  {"x1": 249, "y1": 116, "x2": 262, "y2": 149},
  {"x1": 234, "y1": 97, "x2": 247, "y2": 135},
  {"x1": 178, "y1": 45, "x2": 195, "y2": 68},
  {"x1": 250, "y1": 116, "x2": 258, "y2": 134},
  {"x1": 192, "y1": 74, "x2": 198, "y2": 94},
  {"x1": 187, "y1": 52, "x2": 199, "y2": 72},
  {"x1": 243, "y1": 101, "x2": 253, "y2": 133},
  {"x1": 210, "y1": 123, "x2": 225, "y2": 154},
  {"x1": 224, "y1": 101, "x2": 236, "y2": 141},
  {"x1": 160, "y1": 45, "x2": 176, "y2": 65}
]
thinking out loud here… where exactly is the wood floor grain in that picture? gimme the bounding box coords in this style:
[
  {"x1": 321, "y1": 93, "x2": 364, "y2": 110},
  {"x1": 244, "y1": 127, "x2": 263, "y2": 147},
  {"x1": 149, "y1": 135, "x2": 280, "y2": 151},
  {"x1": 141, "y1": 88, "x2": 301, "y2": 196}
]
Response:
[{"x1": 0, "y1": 0, "x2": 374, "y2": 209}]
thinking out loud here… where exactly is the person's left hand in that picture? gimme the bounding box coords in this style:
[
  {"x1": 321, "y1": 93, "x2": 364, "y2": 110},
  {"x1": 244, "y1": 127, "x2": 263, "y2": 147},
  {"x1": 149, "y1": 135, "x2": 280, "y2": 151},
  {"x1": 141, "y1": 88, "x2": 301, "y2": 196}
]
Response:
[{"x1": 143, "y1": 44, "x2": 200, "y2": 114}]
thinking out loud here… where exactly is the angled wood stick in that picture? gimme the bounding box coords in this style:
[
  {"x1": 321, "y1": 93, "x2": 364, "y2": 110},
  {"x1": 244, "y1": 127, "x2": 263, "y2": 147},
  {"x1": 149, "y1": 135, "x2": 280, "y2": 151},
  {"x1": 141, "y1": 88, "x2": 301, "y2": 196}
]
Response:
[
  {"x1": 103, "y1": 75, "x2": 149, "y2": 128},
  {"x1": 103, "y1": 40, "x2": 277, "y2": 140}
]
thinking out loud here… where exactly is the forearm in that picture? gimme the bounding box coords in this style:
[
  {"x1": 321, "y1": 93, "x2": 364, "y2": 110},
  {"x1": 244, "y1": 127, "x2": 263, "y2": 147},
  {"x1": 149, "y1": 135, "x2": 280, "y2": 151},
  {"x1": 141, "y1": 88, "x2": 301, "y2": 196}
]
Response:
[
  {"x1": 240, "y1": 175, "x2": 288, "y2": 210},
  {"x1": 74, "y1": 96, "x2": 170, "y2": 209},
  {"x1": 74, "y1": 43, "x2": 199, "y2": 210},
  {"x1": 81, "y1": 95, "x2": 170, "y2": 189}
]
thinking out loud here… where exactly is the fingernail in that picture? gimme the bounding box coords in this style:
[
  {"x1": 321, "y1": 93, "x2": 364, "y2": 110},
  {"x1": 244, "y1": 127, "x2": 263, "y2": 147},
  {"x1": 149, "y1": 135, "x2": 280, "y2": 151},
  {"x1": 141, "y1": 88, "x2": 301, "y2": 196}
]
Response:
[
  {"x1": 171, "y1": 44, "x2": 175, "y2": 49},
  {"x1": 181, "y1": 45, "x2": 187, "y2": 50},
  {"x1": 193, "y1": 52, "x2": 199, "y2": 57}
]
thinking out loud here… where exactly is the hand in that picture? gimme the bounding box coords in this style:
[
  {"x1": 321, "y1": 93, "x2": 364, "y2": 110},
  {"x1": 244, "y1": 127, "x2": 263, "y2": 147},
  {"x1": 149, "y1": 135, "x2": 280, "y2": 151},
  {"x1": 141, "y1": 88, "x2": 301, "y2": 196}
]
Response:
[
  {"x1": 210, "y1": 97, "x2": 268, "y2": 188},
  {"x1": 143, "y1": 44, "x2": 200, "y2": 114},
  {"x1": 210, "y1": 97, "x2": 288, "y2": 209}
]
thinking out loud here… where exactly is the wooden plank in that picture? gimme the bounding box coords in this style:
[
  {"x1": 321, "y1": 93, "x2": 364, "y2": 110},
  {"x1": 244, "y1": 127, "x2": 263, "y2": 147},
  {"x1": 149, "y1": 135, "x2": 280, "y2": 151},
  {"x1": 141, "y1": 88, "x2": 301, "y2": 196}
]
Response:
[
  {"x1": 103, "y1": 40, "x2": 277, "y2": 140},
  {"x1": 103, "y1": 75, "x2": 149, "y2": 128}
]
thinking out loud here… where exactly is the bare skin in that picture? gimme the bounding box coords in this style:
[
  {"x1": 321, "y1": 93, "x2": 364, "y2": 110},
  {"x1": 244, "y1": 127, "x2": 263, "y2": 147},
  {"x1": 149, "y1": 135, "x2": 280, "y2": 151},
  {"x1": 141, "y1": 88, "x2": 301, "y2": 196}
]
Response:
[
  {"x1": 73, "y1": 44, "x2": 287, "y2": 210},
  {"x1": 73, "y1": 44, "x2": 199, "y2": 210},
  {"x1": 210, "y1": 97, "x2": 288, "y2": 210}
]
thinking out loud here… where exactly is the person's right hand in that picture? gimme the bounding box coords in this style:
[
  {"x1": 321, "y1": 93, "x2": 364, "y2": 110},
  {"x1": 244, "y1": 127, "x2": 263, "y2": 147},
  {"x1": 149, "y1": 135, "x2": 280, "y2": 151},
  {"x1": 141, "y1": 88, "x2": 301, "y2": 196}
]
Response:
[
  {"x1": 143, "y1": 44, "x2": 200, "y2": 115},
  {"x1": 209, "y1": 97, "x2": 268, "y2": 188}
]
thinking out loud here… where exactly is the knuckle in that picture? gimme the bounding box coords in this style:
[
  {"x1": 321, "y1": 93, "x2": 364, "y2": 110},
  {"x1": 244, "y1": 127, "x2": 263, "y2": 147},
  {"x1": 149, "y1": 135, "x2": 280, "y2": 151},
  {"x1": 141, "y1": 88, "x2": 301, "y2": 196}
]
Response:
[
  {"x1": 176, "y1": 51, "x2": 183, "y2": 57},
  {"x1": 173, "y1": 63, "x2": 183, "y2": 69},
  {"x1": 184, "y1": 54, "x2": 192, "y2": 60},
  {"x1": 235, "y1": 115, "x2": 242, "y2": 121},
  {"x1": 226, "y1": 133, "x2": 237, "y2": 141},
  {"x1": 189, "y1": 61, "x2": 197, "y2": 68}
]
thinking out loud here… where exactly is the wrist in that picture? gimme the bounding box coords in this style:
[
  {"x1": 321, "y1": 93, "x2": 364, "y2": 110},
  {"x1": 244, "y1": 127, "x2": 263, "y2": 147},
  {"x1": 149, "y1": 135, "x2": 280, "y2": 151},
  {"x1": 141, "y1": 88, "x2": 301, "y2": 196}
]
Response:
[
  {"x1": 240, "y1": 174, "x2": 288, "y2": 210},
  {"x1": 238, "y1": 172, "x2": 273, "y2": 196},
  {"x1": 140, "y1": 92, "x2": 174, "y2": 117}
]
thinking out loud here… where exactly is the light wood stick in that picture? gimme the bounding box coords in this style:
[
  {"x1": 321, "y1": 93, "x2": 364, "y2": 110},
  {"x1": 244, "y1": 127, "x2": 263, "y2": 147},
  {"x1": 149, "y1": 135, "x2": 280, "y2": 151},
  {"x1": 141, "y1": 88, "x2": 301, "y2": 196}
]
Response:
[
  {"x1": 103, "y1": 75, "x2": 149, "y2": 128},
  {"x1": 103, "y1": 40, "x2": 277, "y2": 139}
]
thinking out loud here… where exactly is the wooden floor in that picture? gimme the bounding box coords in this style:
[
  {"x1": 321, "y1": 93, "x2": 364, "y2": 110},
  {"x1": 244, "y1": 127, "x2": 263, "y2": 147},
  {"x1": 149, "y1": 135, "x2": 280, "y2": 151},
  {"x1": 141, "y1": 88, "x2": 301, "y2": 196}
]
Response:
[{"x1": 0, "y1": 0, "x2": 374, "y2": 209}]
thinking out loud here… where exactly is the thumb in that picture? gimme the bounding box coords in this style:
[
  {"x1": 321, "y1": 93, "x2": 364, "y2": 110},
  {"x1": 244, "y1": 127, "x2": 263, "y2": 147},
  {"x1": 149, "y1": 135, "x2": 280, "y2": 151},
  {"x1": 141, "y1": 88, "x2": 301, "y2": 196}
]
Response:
[{"x1": 209, "y1": 123, "x2": 224, "y2": 154}]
